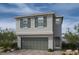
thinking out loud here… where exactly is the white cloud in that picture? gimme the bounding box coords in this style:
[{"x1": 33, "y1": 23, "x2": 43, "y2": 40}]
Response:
[
  {"x1": 0, "y1": 3, "x2": 42, "y2": 15},
  {"x1": 0, "y1": 18, "x2": 16, "y2": 29},
  {"x1": 0, "y1": 21, "x2": 15, "y2": 29},
  {"x1": 62, "y1": 19, "x2": 79, "y2": 33},
  {"x1": 14, "y1": 4, "x2": 42, "y2": 14},
  {"x1": 0, "y1": 3, "x2": 79, "y2": 33},
  {"x1": 0, "y1": 3, "x2": 43, "y2": 30}
]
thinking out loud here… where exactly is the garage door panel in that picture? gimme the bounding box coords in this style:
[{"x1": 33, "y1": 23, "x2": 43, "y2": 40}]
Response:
[{"x1": 21, "y1": 37, "x2": 48, "y2": 50}]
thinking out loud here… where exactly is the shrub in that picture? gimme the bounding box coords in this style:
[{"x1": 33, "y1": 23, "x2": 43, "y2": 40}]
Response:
[
  {"x1": 0, "y1": 40, "x2": 12, "y2": 48},
  {"x1": 15, "y1": 47, "x2": 20, "y2": 50},
  {"x1": 11, "y1": 42, "x2": 20, "y2": 50},
  {"x1": 0, "y1": 31, "x2": 17, "y2": 52},
  {"x1": 74, "y1": 53, "x2": 78, "y2": 55},
  {"x1": 62, "y1": 42, "x2": 67, "y2": 50},
  {"x1": 11, "y1": 42, "x2": 17, "y2": 49},
  {"x1": 62, "y1": 53, "x2": 66, "y2": 55},
  {"x1": 69, "y1": 53, "x2": 72, "y2": 55},
  {"x1": 62, "y1": 42, "x2": 77, "y2": 50},
  {"x1": 48, "y1": 49, "x2": 53, "y2": 52},
  {"x1": 3, "y1": 47, "x2": 11, "y2": 52}
]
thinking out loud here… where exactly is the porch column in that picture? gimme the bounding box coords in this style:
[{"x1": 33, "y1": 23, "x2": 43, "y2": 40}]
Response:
[
  {"x1": 48, "y1": 36, "x2": 53, "y2": 50},
  {"x1": 17, "y1": 36, "x2": 21, "y2": 49}
]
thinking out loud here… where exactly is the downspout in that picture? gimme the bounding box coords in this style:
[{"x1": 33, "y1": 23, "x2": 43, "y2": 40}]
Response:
[{"x1": 52, "y1": 14, "x2": 56, "y2": 51}]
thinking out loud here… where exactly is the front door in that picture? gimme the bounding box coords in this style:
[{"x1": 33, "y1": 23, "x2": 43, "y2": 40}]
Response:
[{"x1": 54, "y1": 37, "x2": 61, "y2": 50}]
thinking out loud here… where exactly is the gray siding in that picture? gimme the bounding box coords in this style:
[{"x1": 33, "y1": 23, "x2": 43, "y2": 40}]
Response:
[
  {"x1": 53, "y1": 17, "x2": 62, "y2": 37},
  {"x1": 53, "y1": 16, "x2": 62, "y2": 49},
  {"x1": 16, "y1": 13, "x2": 63, "y2": 50},
  {"x1": 16, "y1": 14, "x2": 53, "y2": 35}
]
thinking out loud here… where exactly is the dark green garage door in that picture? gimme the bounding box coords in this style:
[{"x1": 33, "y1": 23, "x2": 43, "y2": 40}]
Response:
[{"x1": 21, "y1": 37, "x2": 48, "y2": 50}]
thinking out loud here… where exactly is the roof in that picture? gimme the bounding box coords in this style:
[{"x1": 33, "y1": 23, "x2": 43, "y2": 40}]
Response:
[
  {"x1": 15, "y1": 12, "x2": 63, "y2": 23},
  {"x1": 15, "y1": 12, "x2": 55, "y2": 19}
]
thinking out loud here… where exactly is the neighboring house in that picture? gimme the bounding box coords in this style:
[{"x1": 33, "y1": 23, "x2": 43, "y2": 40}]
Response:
[
  {"x1": 0, "y1": 28, "x2": 15, "y2": 33},
  {"x1": 15, "y1": 12, "x2": 63, "y2": 50}
]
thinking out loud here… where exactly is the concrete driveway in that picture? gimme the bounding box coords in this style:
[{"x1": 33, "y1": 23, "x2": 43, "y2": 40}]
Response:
[{"x1": 0, "y1": 50, "x2": 62, "y2": 55}]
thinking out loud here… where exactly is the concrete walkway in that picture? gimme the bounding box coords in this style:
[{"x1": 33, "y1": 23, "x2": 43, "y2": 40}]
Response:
[{"x1": 0, "y1": 50, "x2": 62, "y2": 55}]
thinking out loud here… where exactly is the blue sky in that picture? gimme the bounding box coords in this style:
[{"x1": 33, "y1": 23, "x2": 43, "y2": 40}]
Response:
[{"x1": 0, "y1": 3, "x2": 79, "y2": 33}]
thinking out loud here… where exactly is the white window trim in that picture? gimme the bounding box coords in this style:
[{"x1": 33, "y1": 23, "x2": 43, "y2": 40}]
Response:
[
  {"x1": 20, "y1": 18, "x2": 29, "y2": 28},
  {"x1": 37, "y1": 16, "x2": 44, "y2": 27},
  {"x1": 56, "y1": 18, "x2": 60, "y2": 24}
]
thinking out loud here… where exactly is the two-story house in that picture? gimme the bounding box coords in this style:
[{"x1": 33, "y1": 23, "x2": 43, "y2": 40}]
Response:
[{"x1": 15, "y1": 12, "x2": 63, "y2": 50}]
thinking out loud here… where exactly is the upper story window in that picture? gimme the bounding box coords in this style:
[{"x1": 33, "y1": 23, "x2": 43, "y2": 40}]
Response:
[
  {"x1": 38, "y1": 16, "x2": 44, "y2": 26},
  {"x1": 20, "y1": 18, "x2": 31, "y2": 28},
  {"x1": 35, "y1": 16, "x2": 47, "y2": 27},
  {"x1": 56, "y1": 18, "x2": 61, "y2": 24}
]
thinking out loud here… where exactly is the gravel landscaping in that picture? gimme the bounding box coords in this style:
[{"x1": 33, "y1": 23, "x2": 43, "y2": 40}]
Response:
[{"x1": 0, "y1": 50, "x2": 62, "y2": 55}]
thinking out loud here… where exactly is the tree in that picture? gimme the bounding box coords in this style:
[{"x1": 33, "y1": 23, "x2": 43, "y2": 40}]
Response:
[
  {"x1": 64, "y1": 24, "x2": 79, "y2": 49},
  {"x1": 0, "y1": 28, "x2": 17, "y2": 50},
  {"x1": 74, "y1": 24, "x2": 79, "y2": 35},
  {"x1": 64, "y1": 30, "x2": 79, "y2": 44}
]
